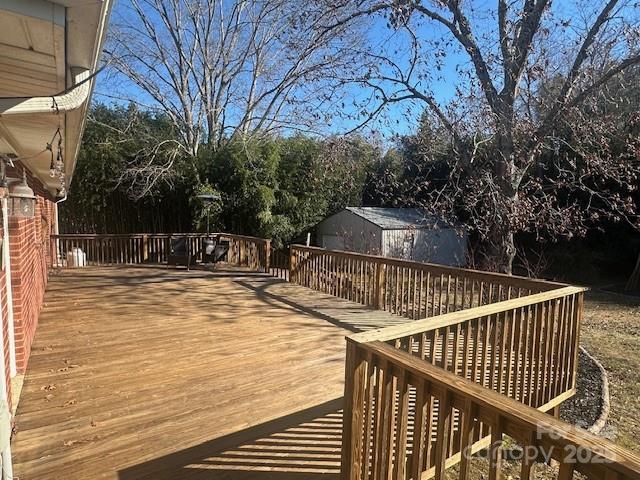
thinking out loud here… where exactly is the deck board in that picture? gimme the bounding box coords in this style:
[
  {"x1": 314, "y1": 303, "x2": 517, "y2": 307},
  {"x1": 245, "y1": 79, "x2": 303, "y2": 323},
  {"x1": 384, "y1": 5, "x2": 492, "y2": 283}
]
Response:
[{"x1": 11, "y1": 266, "x2": 406, "y2": 479}]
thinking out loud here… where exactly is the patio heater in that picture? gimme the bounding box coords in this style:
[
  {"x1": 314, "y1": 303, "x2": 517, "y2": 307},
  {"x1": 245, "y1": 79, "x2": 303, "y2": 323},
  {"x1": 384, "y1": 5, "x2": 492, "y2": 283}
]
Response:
[
  {"x1": 196, "y1": 193, "x2": 221, "y2": 235},
  {"x1": 197, "y1": 193, "x2": 221, "y2": 263}
]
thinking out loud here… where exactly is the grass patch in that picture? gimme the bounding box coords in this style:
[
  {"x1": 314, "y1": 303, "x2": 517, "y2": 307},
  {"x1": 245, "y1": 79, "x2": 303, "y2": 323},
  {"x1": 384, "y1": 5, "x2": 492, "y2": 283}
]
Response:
[{"x1": 581, "y1": 290, "x2": 640, "y2": 452}]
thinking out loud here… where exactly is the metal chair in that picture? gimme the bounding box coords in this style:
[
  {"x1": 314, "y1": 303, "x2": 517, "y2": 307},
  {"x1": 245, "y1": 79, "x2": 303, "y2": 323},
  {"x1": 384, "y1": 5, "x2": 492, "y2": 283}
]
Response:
[
  {"x1": 202, "y1": 236, "x2": 229, "y2": 265},
  {"x1": 167, "y1": 237, "x2": 192, "y2": 270}
]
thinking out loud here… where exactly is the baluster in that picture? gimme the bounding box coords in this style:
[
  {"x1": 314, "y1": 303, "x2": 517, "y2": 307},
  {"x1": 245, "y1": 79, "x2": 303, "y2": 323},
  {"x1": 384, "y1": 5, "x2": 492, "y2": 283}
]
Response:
[
  {"x1": 362, "y1": 352, "x2": 376, "y2": 480},
  {"x1": 470, "y1": 280, "x2": 477, "y2": 308},
  {"x1": 565, "y1": 294, "x2": 579, "y2": 392},
  {"x1": 550, "y1": 298, "x2": 563, "y2": 399},
  {"x1": 513, "y1": 306, "x2": 526, "y2": 401},
  {"x1": 557, "y1": 296, "x2": 569, "y2": 396},
  {"x1": 462, "y1": 278, "x2": 468, "y2": 310},
  {"x1": 481, "y1": 315, "x2": 491, "y2": 392},
  {"x1": 438, "y1": 274, "x2": 444, "y2": 315},
  {"x1": 445, "y1": 275, "x2": 451, "y2": 313},
  {"x1": 458, "y1": 399, "x2": 476, "y2": 480},
  {"x1": 433, "y1": 391, "x2": 452, "y2": 480},
  {"x1": 488, "y1": 419, "x2": 503, "y2": 480},
  {"x1": 400, "y1": 267, "x2": 406, "y2": 317},
  {"x1": 532, "y1": 302, "x2": 545, "y2": 407},
  {"x1": 453, "y1": 276, "x2": 459, "y2": 312},
  {"x1": 393, "y1": 369, "x2": 410, "y2": 480},
  {"x1": 410, "y1": 378, "x2": 428, "y2": 480},
  {"x1": 426, "y1": 272, "x2": 433, "y2": 318},
  {"x1": 541, "y1": 300, "x2": 555, "y2": 404},
  {"x1": 521, "y1": 304, "x2": 535, "y2": 406},
  {"x1": 496, "y1": 310, "x2": 509, "y2": 395},
  {"x1": 520, "y1": 432, "x2": 537, "y2": 480},
  {"x1": 418, "y1": 270, "x2": 425, "y2": 319},
  {"x1": 489, "y1": 313, "x2": 499, "y2": 392},
  {"x1": 471, "y1": 318, "x2": 481, "y2": 384},
  {"x1": 374, "y1": 361, "x2": 396, "y2": 480}
]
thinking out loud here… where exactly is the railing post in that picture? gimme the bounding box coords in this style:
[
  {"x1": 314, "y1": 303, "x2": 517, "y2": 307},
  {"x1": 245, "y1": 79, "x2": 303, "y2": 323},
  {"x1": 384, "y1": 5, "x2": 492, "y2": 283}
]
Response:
[
  {"x1": 374, "y1": 262, "x2": 386, "y2": 310},
  {"x1": 228, "y1": 238, "x2": 238, "y2": 265},
  {"x1": 289, "y1": 247, "x2": 297, "y2": 283},
  {"x1": 49, "y1": 236, "x2": 56, "y2": 267},
  {"x1": 142, "y1": 234, "x2": 149, "y2": 263},
  {"x1": 571, "y1": 291, "x2": 584, "y2": 391},
  {"x1": 264, "y1": 240, "x2": 271, "y2": 273},
  {"x1": 341, "y1": 339, "x2": 367, "y2": 480}
]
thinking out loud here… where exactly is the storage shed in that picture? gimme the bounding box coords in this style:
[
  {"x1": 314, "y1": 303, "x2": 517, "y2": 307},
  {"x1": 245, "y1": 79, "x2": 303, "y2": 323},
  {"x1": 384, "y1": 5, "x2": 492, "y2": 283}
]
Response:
[{"x1": 315, "y1": 207, "x2": 467, "y2": 267}]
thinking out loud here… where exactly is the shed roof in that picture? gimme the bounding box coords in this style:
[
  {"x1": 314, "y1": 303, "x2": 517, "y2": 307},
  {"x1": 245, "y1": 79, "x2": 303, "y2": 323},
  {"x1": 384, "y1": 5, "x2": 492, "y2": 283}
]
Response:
[{"x1": 345, "y1": 207, "x2": 443, "y2": 230}]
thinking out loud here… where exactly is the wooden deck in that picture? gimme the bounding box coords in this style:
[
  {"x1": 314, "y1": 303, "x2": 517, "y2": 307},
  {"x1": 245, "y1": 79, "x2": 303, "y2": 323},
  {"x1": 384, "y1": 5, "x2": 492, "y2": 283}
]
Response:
[{"x1": 11, "y1": 266, "x2": 405, "y2": 479}]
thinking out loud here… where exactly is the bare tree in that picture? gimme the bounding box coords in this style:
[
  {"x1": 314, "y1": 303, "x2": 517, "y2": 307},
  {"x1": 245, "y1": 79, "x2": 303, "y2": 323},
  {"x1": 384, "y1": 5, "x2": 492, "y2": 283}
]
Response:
[
  {"x1": 105, "y1": 0, "x2": 363, "y2": 156},
  {"x1": 325, "y1": 0, "x2": 640, "y2": 273}
]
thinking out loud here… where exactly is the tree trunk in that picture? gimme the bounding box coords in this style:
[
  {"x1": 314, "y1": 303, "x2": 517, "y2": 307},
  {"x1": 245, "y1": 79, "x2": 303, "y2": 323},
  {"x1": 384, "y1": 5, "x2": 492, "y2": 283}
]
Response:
[
  {"x1": 484, "y1": 125, "x2": 518, "y2": 275},
  {"x1": 483, "y1": 226, "x2": 516, "y2": 274}
]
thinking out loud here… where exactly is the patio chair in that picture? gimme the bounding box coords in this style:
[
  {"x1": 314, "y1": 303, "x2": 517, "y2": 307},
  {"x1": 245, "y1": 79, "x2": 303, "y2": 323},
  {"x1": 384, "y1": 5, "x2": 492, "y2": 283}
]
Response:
[
  {"x1": 202, "y1": 236, "x2": 229, "y2": 265},
  {"x1": 167, "y1": 236, "x2": 192, "y2": 270}
]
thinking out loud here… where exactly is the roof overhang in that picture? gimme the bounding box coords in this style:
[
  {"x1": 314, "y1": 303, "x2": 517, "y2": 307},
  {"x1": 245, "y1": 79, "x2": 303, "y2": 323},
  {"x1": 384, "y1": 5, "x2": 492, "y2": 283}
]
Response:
[{"x1": 0, "y1": 0, "x2": 112, "y2": 195}]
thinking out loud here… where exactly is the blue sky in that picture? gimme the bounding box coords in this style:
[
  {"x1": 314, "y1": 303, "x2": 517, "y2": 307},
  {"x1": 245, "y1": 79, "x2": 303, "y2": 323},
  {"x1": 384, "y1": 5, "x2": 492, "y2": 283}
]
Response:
[
  {"x1": 93, "y1": 0, "x2": 621, "y2": 141},
  {"x1": 93, "y1": 0, "x2": 471, "y2": 140}
]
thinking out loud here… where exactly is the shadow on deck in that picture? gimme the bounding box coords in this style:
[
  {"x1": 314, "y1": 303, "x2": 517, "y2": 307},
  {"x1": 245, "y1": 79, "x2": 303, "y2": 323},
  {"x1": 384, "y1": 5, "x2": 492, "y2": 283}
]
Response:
[
  {"x1": 11, "y1": 266, "x2": 404, "y2": 479},
  {"x1": 118, "y1": 398, "x2": 343, "y2": 480}
]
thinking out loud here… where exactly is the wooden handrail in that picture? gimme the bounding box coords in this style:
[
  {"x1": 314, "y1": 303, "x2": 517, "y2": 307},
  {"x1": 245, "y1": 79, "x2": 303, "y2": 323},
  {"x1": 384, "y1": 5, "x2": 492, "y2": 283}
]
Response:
[
  {"x1": 289, "y1": 245, "x2": 570, "y2": 325},
  {"x1": 50, "y1": 232, "x2": 271, "y2": 271},
  {"x1": 291, "y1": 244, "x2": 566, "y2": 290},
  {"x1": 344, "y1": 340, "x2": 640, "y2": 480},
  {"x1": 349, "y1": 285, "x2": 587, "y2": 344},
  {"x1": 53, "y1": 232, "x2": 270, "y2": 243}
]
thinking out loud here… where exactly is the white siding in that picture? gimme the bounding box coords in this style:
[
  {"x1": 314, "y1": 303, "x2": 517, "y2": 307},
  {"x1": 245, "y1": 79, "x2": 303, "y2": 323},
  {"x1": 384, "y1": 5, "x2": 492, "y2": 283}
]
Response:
[
  {"x1": 316, "y1": 209, "x2": 468, "y2": 267},
  {"x1": 316, "y1": 210, "x2": 382, "y2": 254},
  {"x1": 382, "y1": 228, "x2": 467, "y2": 267}
]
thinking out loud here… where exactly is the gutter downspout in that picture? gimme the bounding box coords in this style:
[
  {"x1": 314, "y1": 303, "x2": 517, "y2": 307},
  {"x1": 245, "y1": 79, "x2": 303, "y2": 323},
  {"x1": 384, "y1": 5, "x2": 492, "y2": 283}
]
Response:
[
  {"x1": 0, "y1": 69, "x2": 91, "y2": 116},
  {"x1": 53, "y1": 194, "x2": 67, "y2": 265},
  {"x1": 1, "y1": 199, "x2": 15, "y2": 379}
]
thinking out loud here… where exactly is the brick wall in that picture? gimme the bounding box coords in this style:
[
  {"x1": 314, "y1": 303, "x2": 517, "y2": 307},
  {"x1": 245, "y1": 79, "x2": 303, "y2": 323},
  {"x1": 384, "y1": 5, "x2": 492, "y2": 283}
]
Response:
[
  {"x1": 4, "y1": 165, "x2": 56, "y2": 374},
  {"x1": 0, "y1": 268, "x2": 10, "y2": 406}
]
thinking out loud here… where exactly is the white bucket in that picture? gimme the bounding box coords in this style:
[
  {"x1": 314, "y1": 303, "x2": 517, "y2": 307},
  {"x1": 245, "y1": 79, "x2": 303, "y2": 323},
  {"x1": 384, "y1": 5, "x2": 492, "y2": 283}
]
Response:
[{"x1": 67, "y1": 247, "x2": 87, "y2": 267}]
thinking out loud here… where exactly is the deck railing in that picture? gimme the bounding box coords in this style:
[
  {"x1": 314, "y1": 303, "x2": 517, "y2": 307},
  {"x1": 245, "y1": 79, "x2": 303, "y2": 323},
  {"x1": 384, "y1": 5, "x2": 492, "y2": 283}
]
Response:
[
  {"x1": 47, "y1": 236, "x2": 640, "y2": 479},
  {"x1": 270, "y1": 247, "x2": 291, "y2": 281},
  {"x1": 342, "y1": 286, "x2": 588, "y2": 480},
  {"x1": 287, "y1": 245, "x2": 640, "y2": 480},
  {"x1": 50, "y1": 233, "x2": 271, "y2": 272},
  {"x1": 289, "y1": 245, "x2": 563, "y2": 320},
  {"x1": 343, "y1": 339, "x2": 640, "y2": 480},
  {"x1": 352, "y1": 285, "x2": 585, "y2": 411}
]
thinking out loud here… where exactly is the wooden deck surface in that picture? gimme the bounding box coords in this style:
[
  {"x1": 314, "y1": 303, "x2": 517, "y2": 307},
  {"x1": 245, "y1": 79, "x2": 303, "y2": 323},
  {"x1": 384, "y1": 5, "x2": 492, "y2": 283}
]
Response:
[{"x1": 11, "y1": 266, "x2": 405, "y2": 479}]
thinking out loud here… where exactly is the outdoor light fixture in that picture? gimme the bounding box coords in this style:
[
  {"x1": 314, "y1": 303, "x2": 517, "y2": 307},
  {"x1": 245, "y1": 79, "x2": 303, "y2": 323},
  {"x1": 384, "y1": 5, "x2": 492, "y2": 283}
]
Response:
[
  {"x1": 8, "y1": 171, "x2": 36, "y2": 218},
  {"x1": 197, "y1": 193, "x2": 221, "y2": 236}
]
